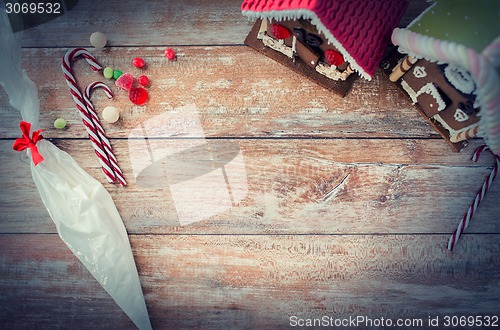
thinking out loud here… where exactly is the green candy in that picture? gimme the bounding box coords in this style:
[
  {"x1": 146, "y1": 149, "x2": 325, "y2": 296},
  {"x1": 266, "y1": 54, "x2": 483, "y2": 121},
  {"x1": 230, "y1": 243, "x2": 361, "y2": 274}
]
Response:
[
  {"x1": 54, "y1": 118, "x2": 67, "y2": 129},
  {"x1": 113, "y1": 69, "x2": 123, "y2": 79},
  {"x1": 103, "y1": 67, "x2": 114, "y2": 79}
]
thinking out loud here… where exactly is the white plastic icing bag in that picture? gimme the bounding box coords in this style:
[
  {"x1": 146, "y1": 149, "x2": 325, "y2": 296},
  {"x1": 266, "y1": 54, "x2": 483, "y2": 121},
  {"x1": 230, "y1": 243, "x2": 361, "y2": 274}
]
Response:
[{"x1": 0, "y1": 11, "x2": 152, "y2": 330}]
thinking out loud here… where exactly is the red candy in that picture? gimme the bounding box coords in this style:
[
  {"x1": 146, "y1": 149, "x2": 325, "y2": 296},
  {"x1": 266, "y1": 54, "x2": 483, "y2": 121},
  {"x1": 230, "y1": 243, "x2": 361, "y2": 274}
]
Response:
[
  {"x1": 271, "y1": 24, "x2": 290, "y2": 40},
  {"x1": 164, "y1": 48, "x2": 176, "y2": 61},
  {"x1": 132, "y1": 57, "x2": 146, "y2": 68},
  {"x1": 115, "y1": 72, "x2": 134, "y2": 91},
  {"x1": 325, "y1": 49, "x2": 344, "y2": 67},
  {"x1": 138, "y1": 75, "x2": 149, "y2": 86},
  {"x1": 129, "y1": 87, "x2": 148, "y2": 105}
]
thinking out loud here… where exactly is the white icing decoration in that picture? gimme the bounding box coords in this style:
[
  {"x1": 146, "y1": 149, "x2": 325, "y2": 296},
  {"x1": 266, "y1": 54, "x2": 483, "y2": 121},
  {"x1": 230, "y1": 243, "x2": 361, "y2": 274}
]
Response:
[
  {"x1": 261, "y1": 33, "x2": 293, "y2": 58},
  {"x1": 413, "y1": 66, "x2": 427, "y2": 78},
  {"x1": 291, "y1": 35, "x2": 297, "y2": 54},
  {"x1": 415, "y1": 82, "x2": 446, "y2": 111},
  {"x1": 444, "y1": 65, "x2": 475, "y2": 94},
  {"x1": 400, "y1": 80, "x2": 417, "y2": 103},
  {"x1": 257, "y1": 19, "x2": 268, "y2": 40},
  {"x1": 433, "y1": 114, "x2": 477, "y2": 141},
  {"x1": 391, "y1": 28, "x2": 500, "y2": 153},
  {"x1": 454, "y1": 108, "x2": 469, "y2": 122},
  {"x1": 315, "y1": 61, "x2": 342, "y2": 80}
]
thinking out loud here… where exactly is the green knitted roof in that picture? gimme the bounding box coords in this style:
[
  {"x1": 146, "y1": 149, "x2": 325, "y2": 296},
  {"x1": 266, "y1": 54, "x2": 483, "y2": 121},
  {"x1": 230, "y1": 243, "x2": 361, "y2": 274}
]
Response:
[{"x1": 409, "y1": 0, "x2": 500, "y2": 53}]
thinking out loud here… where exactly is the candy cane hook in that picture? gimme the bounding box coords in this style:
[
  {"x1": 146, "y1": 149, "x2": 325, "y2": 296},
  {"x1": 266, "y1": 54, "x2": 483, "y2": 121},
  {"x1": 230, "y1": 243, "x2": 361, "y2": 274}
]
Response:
[
  {"x1": 84, "y1": 82, "x2": 127, "y2": 186},
  {"x1": 62, "y1": 47, "x2": 102, "y2": 73},
  {"x1": 61, "y1": 48, "x2": 117, "y2": 184}
]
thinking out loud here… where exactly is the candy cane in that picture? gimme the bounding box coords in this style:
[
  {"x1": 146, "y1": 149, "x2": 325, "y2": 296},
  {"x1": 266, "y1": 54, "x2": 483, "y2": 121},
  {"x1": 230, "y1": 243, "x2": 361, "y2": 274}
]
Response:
[
  {"x1": 448, "y1": 145, "x2": 500, "y2": 251},
  {"x1": 61, "y1": 48, "x2": 117, "y2": 184},
  {"x1": 83, "y1": 82, "x2": 127, "y2": 186}
]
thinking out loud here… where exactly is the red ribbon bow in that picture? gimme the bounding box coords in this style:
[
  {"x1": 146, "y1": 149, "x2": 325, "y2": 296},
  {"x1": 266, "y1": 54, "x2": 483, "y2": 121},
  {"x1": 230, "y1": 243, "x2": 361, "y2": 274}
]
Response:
[{"x1": 12, "y1": 121, "x2": 44, "y2": 166}]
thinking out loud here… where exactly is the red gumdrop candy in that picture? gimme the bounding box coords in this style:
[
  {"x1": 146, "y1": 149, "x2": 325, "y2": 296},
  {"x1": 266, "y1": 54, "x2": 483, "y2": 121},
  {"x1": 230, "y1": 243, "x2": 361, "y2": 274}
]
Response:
[
  {"x1": 271, "y1": 24, "x2": 290, "y2": 40},
  {"x1": 129, "y1": 87, "x2": 148, "y2": 105},
  {"x1": 132, "y1": 57, "x2": 146, "y2": 68},
  {"x1": 164, "y1": 48, "x2": 176, "y2": 61},
  {"x1": 115, "y1": 72, "x2": 134, "y2": 91},
  {"x1": 325, "y1": 49, "x2": 344, "y2": 67},
  {"x1": 138, "y1": 75, "x2": 149, "y2": 86}
]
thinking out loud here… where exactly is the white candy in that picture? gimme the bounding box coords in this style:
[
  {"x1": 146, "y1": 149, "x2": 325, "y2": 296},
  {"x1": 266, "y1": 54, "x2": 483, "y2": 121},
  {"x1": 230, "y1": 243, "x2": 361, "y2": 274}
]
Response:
[
  {"x1": 90, "y1": 32, "x2": 107, "y2": 49},
  {"x1": 102, "y1": 106, "x2": 120, "y2": 123}
]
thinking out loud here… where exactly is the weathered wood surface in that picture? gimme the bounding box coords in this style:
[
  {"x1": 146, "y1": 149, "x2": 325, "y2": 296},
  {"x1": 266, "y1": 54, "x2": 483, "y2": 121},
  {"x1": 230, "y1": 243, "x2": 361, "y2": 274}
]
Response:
[
  {"x1": 0, "y1": 46, "x2": 435, "y2": 139},
  {"x1": 1, "y1": 139, "x2": 499, "y2": 235},
  {"x1": 1, "y1": 234, "x2": 499, "y2": 329},
  {"x1": 0, "y1": 0, "x2": 498, "y2": 328},
  {"x1": 18, "y1": 0, "x2": 429, "y2": 47}
]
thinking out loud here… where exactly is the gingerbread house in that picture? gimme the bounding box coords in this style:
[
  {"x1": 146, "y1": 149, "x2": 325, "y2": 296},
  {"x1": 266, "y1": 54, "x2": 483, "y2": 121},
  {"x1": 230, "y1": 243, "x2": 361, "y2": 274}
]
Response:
[
  {"x1": 382, "y1": 0, "x2": 500, "y2": 153},
  {"x1": 242, "y1": 0, "x2": 408, "y2": 96}
]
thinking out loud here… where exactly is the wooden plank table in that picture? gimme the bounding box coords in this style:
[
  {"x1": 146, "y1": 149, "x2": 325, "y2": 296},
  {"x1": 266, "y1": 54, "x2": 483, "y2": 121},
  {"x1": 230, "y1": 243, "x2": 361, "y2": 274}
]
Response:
[{"x1": 1, "y1": 1, "x2": 499, "y2": 329}]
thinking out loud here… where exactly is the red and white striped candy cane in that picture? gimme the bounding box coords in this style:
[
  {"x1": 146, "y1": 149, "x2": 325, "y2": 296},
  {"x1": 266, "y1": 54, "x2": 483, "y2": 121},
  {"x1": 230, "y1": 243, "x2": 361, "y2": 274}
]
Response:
[
  {"x1": 448, "y1": 145, "x2": 500, "y2": 251},
  {"x1": 61, "y1": 48, "x2": 117, "y2": 184},
  {"x1": 84, "y1": 82, "x2": 127, "y2": 186}
]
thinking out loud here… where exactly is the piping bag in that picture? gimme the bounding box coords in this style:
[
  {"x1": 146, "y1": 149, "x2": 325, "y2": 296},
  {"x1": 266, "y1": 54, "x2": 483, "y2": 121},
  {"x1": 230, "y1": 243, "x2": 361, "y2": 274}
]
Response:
[{"x1": 0, "y1": 10, "x2": 152, "y2": 330}]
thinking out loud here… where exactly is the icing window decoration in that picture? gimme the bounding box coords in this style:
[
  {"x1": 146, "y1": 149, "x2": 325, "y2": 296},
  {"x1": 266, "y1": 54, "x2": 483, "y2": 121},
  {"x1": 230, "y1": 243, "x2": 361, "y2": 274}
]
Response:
[
  {"x1": 400, "y1": 79, "x2": 417, "y2": 103},
  {"x1": 454, "y1": 108, "x2": 470, "y2": 122},
  {"x1": 444, "y1": 65, "x2": 476, "y2": 95},
  {"x1": 413, "y1": 66, "x2": 427, "y2": 78},
  {"x1": 416, "y1": 83, "x2": 446, "y2": 111},
  {"x1": 401, "y1": 80, "x2": 447, "y2": 112}
]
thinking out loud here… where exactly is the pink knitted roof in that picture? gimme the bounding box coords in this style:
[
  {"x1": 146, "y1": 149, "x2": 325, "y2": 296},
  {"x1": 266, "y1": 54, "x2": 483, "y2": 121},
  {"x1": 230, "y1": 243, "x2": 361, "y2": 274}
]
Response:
[{"x1": 242, "y1": 0, "x2": 408, "y2": 80}]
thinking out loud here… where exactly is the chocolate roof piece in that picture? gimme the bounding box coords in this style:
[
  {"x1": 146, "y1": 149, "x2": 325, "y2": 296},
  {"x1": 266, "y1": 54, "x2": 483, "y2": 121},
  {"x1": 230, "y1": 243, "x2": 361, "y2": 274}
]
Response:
[{"x1": 241, "y1": 0, "x2": 408, "y2": 80}]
